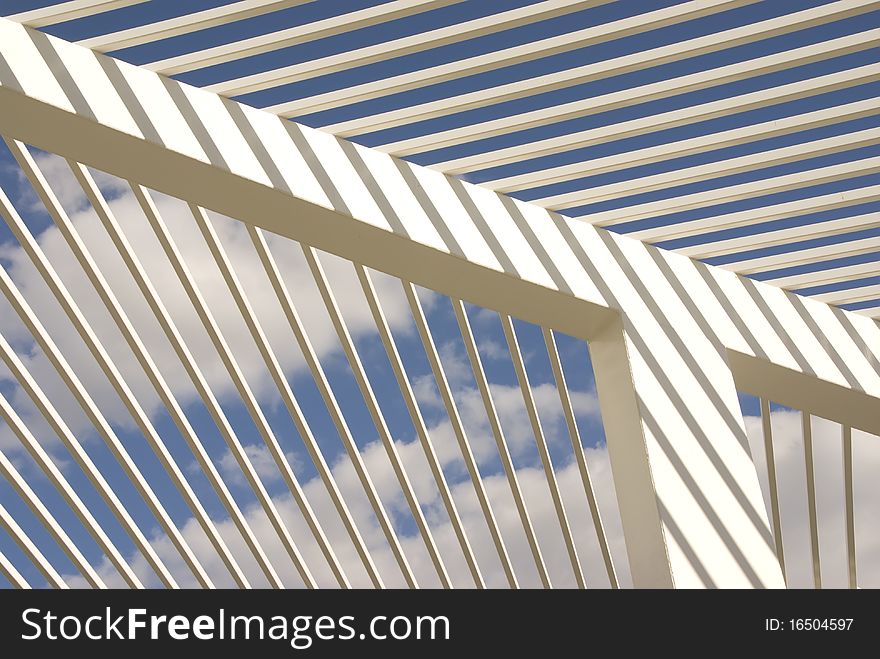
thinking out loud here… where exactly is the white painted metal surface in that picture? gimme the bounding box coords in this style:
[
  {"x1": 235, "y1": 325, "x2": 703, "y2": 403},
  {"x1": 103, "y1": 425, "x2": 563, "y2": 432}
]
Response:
[{"x1": 0, "y1": 4, "x2": 877, "y2": 589}]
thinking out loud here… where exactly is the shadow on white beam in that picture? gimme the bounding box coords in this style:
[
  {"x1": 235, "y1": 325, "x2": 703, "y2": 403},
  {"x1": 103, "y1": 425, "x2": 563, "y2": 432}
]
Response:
[{"x1": 2, "y1": 19, "x2": 879, "y2": 588}]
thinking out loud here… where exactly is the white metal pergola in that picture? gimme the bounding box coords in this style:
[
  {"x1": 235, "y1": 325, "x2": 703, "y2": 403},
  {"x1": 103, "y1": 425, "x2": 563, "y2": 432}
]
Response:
[{"x1": 0, "y1": 0, "x2": 877, "y2": 589}]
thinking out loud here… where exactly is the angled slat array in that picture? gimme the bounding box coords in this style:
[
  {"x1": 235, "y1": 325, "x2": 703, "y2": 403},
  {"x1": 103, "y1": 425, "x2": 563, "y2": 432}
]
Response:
[
  {"x1": 8, "y1": 0, "x2": 146, "y2": 28},
  {"x1": 4, "y1": 0, "x2": 879, "y2": 315},
  {"x1": 78, "y1": 0, "x2": 314, "y2": 51},
  {"x1": 0, "y1": 142, "x2": 625, "y2": 588},
  {"x1": 755, "y1": 401, "x2": 868, "y2": 589},
  {"x1": 1, "y1": 0, "x2": 879, "y2": 590}
]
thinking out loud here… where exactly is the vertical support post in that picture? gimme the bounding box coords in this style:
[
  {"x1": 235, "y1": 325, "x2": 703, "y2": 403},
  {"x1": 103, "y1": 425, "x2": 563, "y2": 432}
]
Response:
[
  {"x1": 843, "y1": 425, "x2": 857, "y2": 589},
  {"x1": 590, "y1": 317, "x2": 785, "y2": 588},
  {"x1": 802, "y1": 412, "x2": 821, "y2": 589},
  {"x1": 761, "y1": 397, "x2": 786, "y2": 581}
]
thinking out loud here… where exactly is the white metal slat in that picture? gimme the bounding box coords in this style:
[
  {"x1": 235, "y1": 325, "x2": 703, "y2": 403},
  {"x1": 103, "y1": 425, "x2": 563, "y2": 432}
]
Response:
[
  {"x1": 534, "y1": 127, "x2": 880, "y2": 210},
  {"x1": 544, "y1": 329, "x2": 618, "y2": 588},
  {"x1": 78, "y1": 0, "x2": 313, "y2": 51},
  {"x1": 0, "y1": 259, "x2": 213, "y2": 588},
  {"x1": 298, "y1": 244, "x2": 452, "y2": 588},
  {"x1": 0, "y1": 405, "x2": 111, "y2": 589},
  {"x1": 280, "y1": 0, "x2": 759, "y2": 122},
  {"x1": 145, "y1": 0, "x2": 463, "y2": 75},
  {"x1": 487, "y1": 99, "x2": 879, "y2": 192},
  {"x1": 500, "y1": 316, "x2": 586, "y2": 588},
  {"x1": 355, "y1": 265, "x2": 486, "y2": 588},
  {"x1": 0, "y1": 498, "x2": 69, "y2": 589},
  {"x1": 208, "y1": 0, "x2": 609, "y2": 97},
  {"x1": 7, "y1": 0, "x2": 146, "y2": 28},
  {"x1": 0, "y1": 153, "x2": 251, "y2": 588},
  {"x1": 453, "y1": 299, "x2": 552, "y2": 588},
  {"x1": 325, "y1": 16, "x2": 880, "y2": 146},
  {"x1": 404, "y1": 283, "x2": 519, "y2": 588},
  {"x1": 0, "y1": 546, "x2": 29, "y2": 589},
  {"x1": 437, "y1": 64, "x2": 879, "y2": 175},
  {"x1": 0, "y1": 328, "x2": 173, "y2": 588},
  {"x1": 131, "y1": 192, "x2": 313, "y2": 589}
]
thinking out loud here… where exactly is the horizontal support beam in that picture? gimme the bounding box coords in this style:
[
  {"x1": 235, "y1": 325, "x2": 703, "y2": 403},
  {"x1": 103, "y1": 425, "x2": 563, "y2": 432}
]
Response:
[{"x1": 731, "y1": 350, "x2": 880, "y2": 436}]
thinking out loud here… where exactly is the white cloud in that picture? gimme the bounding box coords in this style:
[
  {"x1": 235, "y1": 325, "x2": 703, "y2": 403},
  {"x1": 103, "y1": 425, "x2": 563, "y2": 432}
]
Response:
[
  {"x1": 4, "y1": 148, "x2": 879, "y2": 592},
  {"x1": 218, "y1": 444, "x2": 302, "y2": 487},
  {"x1": 0, "y1": 149, "x2": 417, "y2": 449},
  {"x1": 745, "y1": 410, "x2": 880, "y2": 589}
]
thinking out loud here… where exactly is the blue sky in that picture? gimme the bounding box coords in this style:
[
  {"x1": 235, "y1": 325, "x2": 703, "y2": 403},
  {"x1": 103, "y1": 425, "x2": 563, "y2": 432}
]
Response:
[
  {"x1": 0, "y1": 0, "x2": 877, "y2": 589},
  {"x1": 4, "y1": 0, "x2": 879, "y2": 307}
]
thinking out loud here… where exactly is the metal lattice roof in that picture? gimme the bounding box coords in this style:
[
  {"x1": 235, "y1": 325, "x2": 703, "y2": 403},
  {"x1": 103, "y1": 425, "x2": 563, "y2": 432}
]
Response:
[{"x1": 5, "y1": 0, "x2": 879, "y2": 317}]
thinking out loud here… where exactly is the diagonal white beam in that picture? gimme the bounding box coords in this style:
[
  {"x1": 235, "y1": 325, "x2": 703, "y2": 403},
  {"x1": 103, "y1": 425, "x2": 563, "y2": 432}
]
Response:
[
  {"x1": 243, "y1": 229, "x2": 390, "y2": 589},
  {"x1": 70, "y1": 160, "x2": 339, "y2": 588},
  {"x1": 131, "y1": 191, "x2": 314, "y2": 588},
  {"x1": 78, "y1": 0, "x2": 313, "y2": 52},
  {"x1": 486, "y1": 99, "x2": 879, "y2": 193},
  {"x1": 0, "y1": 152, "x2": 251, "y2": 588},
  {"x1": 720, "y1": 236, "x2": 880, "y2": 275},
  {"x1": 316, "y1": 5, "x2": 879, "y2": 141},
  {"x1": 298, "y1": 243, "x2": 451, "y2": 587},
  {"x1": 0, "y1": 327, "x2": 175, "y2": 588},
  {"x1": 0, "y1": 496, "x2": 69, "y2": 589},
  {"x1": 580, "y1": 156, "x2": 880, "y2": 227},
  {"x1": 12, "y1": 136, "x2": 291, "y2": 587},
  {"x1": 812, "y1": 283, "x2": 880, "y2": 305},
  {"x1": 239, "y1": 0, "x2": 736, "y2": 104},
  {"x1": 535, "y1": 127, "x2": 880, "y2": 210},
  {"x1": 145, "y1": 0, "x2": 463, "y2": 75},
  {"x1": 674, "y1": 211, "x2": 880, "y2": 260},
  {"x1": 357, "y1": 267, "x2": 486, "y2": 588},
  {"x1": 0, "y1": 398, "x2": 120, "y2": 589},
  {"x1": 277, "y1": 0, "x2": 783, "y2": 122},
  {"x1": 452, "y1": 299, "x2": 551, "y2": 588},
  {"x1": 2, "y1": 20, "x2": 878, "y2": 587},
  {"x1": 631, "y1": 184, "x2": 880, "y2": 243},
  {"x1": 6, "y1": 0, "x2": 146, "y2": 28},
  {"x1": 501, "y1": 314, "x2": 586, "y2": 588},
  {"x1": 0, "y1": 546, "x2": 29, "y2": 589},
  {"x1": 406, "y1": 283, "x2": 519, "y2": 587},
  {"x1": 0, "y1": 255, "x2": 213, "y2": 588},
  {"x1": 435, "y1": 64, "x2": 879, "y2": 175},
  {"x1": 207, "y1": 0, "x2": 610, "y2": 97},
  {"x1": 544, "y1": 328, "x2": 618, "y2": 587},
  {"x1": 767, "y1": 261, "x2": 880, "y2": 289}
]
